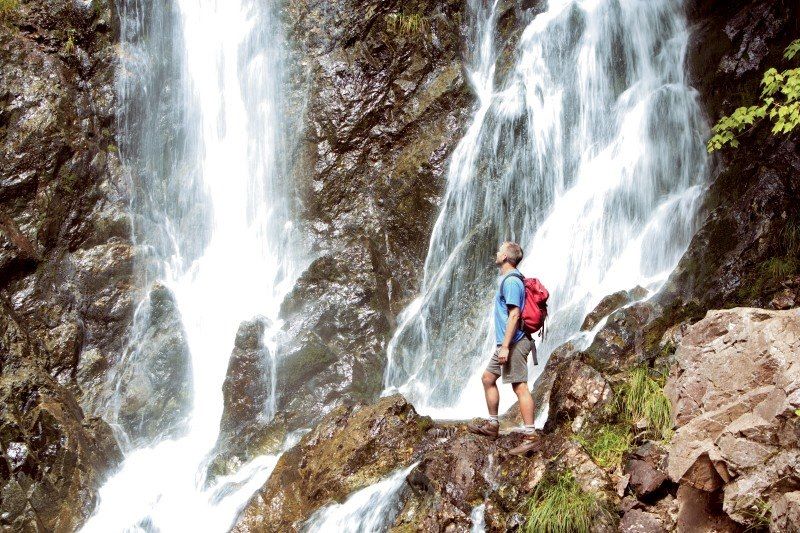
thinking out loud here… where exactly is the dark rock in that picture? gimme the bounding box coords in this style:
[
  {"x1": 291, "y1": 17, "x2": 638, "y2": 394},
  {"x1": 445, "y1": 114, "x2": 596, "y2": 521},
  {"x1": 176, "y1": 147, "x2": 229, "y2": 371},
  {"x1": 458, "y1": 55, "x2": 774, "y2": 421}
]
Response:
[
  {"x1": 583, "y1": 302, "x2": 655, "y2": 373},
  {"x1": 272, "y1": 0, "x2": 478, "y2": 433},
  {"x1": 0, "y1": 366, "x2": 121, "y2": 532},
  {"x1": 0, "y1": 0, "x2": 129, "y2": 527},
  {"x1": 580, "y1": 286, "x2": 648, "y2": 332},
  {"x1": 112, "y1": 283, "x2": 192, "y2": 446},
  {"x1": 209, "y1": 317, "x2": 282, "y2": 476},
  {"x1": 625, "y1": 453, "x2": 669, "y2": 500}
]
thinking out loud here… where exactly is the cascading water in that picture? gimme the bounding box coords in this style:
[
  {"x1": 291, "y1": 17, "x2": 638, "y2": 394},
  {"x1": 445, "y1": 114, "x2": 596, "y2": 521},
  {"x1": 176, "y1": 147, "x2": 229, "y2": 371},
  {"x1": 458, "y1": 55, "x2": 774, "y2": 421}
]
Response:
[
  {"x1": 82, "y1": 0, "x2": 303, "y2": 530},
  {"x1": 385, "y1": 0, "x2": 708, "y2": 419}
]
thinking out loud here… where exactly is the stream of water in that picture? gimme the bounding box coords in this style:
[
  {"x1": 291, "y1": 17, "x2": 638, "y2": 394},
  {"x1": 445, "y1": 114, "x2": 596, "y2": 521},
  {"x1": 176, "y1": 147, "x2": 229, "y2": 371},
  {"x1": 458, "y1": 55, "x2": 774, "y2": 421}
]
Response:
[
  {"x1": 384, "y1": 0, "x2": 708, "y2": 420},
  {"x1": 82, "y1": 0, "x2": 301, "y2": 530}
]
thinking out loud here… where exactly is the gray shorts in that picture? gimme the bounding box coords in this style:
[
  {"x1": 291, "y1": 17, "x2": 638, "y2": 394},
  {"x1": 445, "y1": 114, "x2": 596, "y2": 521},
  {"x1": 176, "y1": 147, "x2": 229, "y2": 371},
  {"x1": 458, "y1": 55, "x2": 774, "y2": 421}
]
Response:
[{"x1": 486, "y1": 336, "x2": 534, "y2": 384}]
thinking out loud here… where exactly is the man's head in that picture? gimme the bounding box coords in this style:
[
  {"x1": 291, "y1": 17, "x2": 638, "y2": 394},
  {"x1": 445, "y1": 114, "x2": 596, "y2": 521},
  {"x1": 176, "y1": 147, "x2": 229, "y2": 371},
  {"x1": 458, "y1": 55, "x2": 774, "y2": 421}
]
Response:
[{"x1": 495, "y1": 242, "x2": 523, "y2": 267}]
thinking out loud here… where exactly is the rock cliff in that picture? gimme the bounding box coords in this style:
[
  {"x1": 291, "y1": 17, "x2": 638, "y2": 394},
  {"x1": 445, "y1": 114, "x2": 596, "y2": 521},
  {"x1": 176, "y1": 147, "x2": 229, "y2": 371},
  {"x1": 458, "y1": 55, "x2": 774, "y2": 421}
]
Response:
[{"x1": 0, "y1": 0, "x2": 131, "y2": 529}]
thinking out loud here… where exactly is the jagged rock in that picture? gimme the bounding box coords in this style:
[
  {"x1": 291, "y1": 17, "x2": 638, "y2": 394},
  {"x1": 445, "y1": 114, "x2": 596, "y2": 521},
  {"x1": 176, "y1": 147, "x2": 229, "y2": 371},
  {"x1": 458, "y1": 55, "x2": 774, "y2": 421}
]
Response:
[
  {"x1": 666, "y1": 307, "x2": 800, "y2": 529},
  {"x1": 769, "y1": 276, "x2": 800, "y2": 310},
  {"x1": 0, "y1": 0, "x2": 128, "y2": 528},
  {"x1": 272, "y1": 0, "x2": 481, "y2": 433},
  {"x1": 625, "y1": 443, "x2": 669, "y2": 500},
  {"x1": 581, "y1": 286, "x2": 648, "y2": 331},
  {"x1": 771, "y1": 491, "x2": 800, "y2": 532},
  {"x1": 209, "y1": 317, "x2": 282, "y2": 476},
  {"x1": 0, "y1": 366, "x2": 121, "y2": 532},
  {"x1": 619, "y1": 509, "x2": 665, "y2": 533},
  {"x1": 546, "y1": 359, "x2": 612, "y2": 431},
  {"x1": 234, "y1": 395, "x2": 432, "y2": 532},
  {"x1": 583, "y1": 302, "x2": 655, "y2": 373},
  {"x1": 113, "y1": 283, "x2": 191, "y2": 446}
]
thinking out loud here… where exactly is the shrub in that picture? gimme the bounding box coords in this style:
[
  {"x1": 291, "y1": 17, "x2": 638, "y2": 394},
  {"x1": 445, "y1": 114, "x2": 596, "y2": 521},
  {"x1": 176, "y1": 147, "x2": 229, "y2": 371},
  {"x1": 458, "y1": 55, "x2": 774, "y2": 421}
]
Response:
[
  {"x1": 708, "y1": 39, "x2": 800, "y2": 152},
  {"x1": 617, "y1": 367, "x2": 673, "y2": 441},
  {"x1": 525, "y1": 471, "x2": 610, "y2": 533},
  {"x1": 576, "y1": 425, "x2": 632, "y2": 468}
]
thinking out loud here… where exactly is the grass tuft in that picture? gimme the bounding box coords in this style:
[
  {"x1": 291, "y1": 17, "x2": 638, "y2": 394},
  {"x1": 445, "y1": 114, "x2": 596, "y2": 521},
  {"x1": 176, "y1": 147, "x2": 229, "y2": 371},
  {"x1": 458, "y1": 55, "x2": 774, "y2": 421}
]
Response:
[
  {"x1": 742, "y1": 498, "x2": 771, "y2": 532},
  {"x1": 0, "y1": 0, "x2": 18, "y2": 20},
  {"x1": 525, "y1": 471, "x2": 610, "y2": 533},
  {"x1": 576, "y1": 425, "x2": 632, "y2": 468},
  {"x1": 617, "y1": 367, "x2": 673, "y2": 441},
  {"x1": 385, "y1": 12, "x2": 427, "y2": 35}
]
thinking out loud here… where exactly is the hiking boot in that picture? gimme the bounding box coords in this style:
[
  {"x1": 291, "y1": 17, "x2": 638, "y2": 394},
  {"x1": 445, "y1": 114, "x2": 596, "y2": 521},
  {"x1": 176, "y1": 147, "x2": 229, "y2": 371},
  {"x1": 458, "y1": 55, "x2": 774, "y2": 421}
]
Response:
[
  {"x1": 467, "y1": 419, "x2": 499, "y2": 438},
  {"x1": 508, "y1": 433, "x2": 541, "y2": 457}
]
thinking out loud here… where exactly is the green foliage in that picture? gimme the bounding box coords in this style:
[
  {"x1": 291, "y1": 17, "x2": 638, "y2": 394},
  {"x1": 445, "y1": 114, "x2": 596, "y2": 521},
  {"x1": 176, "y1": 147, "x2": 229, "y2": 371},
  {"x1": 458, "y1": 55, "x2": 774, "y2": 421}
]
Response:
[
  {"x1": 525, "y1": 472, "x2": 610, "y2": 533},
  {"x1": 742, "y1": 499, "x2": 771, "y2": 532},
  {"x1": 0, "y1": 0, "x2": 18, "y2": 20},
  {"x1": 64, "y1": 29, "x2": 77, "y2": 54},
  {"x1": 708, "y1": 39, "x2": 800, "y2": 152},
  {"x1": 617, "y1": 367, "x2": 673, "y2": 441},
  {"x1": 576, "y1": 425, "x2": 632, "y2": 468},
  {"x1": 385, "y1": 12, "x2": 427, "y2": 36}
]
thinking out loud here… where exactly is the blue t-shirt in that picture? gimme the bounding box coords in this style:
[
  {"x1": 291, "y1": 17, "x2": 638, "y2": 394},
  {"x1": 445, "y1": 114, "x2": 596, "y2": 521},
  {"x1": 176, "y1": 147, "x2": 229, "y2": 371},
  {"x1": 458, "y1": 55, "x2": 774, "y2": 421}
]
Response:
[{"x1": 495, "y1": 270, "x2": 525, "y2": 345}]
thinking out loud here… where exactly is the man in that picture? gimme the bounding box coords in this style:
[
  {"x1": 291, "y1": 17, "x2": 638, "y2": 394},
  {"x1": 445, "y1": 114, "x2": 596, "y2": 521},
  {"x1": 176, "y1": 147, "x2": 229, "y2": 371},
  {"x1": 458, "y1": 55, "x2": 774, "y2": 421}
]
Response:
[{"x1": 467, "y1": 242, "x2": 538, "y2": 451}]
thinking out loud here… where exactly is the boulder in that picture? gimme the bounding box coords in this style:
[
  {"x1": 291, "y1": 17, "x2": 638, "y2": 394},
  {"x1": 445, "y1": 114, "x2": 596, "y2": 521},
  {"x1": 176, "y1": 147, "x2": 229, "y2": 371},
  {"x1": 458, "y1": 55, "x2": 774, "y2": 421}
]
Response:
[
  {"x1": 625, "y1": 443, "x2": 669, "y2": 500},
  {"x1": 113, "y1": 283, "x2": 192, "y2": 446},
  {"x1": 771, "y1": 491, "x2": 800, "y2": 532},
  {"x1": 581, "y1": 286, "x2": 648, "y2": 332},
  {"x1": 233, "y1": 395, "x2": 432, "y2": 532},
  {"x1": 619, "y1": 509, "x2": 665, "y2": 533},
  {"x1": 209, "y1": 317, "x2": 281, "y2": 476},
  {"x1": 666, "y1": 308, "x2": 800, "y2": 528},
  {"x1": 0, "y1": 367, "x2": 121, "y2": 532}
]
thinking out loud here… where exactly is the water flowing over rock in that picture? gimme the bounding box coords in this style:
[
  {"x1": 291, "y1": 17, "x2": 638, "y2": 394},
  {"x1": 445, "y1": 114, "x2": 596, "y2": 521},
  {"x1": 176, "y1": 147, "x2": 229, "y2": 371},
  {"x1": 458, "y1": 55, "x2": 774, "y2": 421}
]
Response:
[
  {"x1": 112, "y1": 283, "x2": 192, "y2": 447},
  {"x1": 210, "y1": 317, "x2": 278, "y2": 476},
  {"x1": 273, "y1": 0, "x2": 474, "y2": 431},
  {"x1": 666, "y1": 307, "x2": 800, "y2": 530},
  {"x1": 234, "y1": 395, "x2": 432, "y2": 532}
]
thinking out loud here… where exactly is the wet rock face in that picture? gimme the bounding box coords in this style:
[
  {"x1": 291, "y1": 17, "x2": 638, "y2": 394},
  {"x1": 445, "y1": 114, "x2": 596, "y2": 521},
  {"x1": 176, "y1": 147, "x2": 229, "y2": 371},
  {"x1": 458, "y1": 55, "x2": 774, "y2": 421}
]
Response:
[
  {"x1": 210, "y1": 317, "x2": 281, "y2": 476},
  {"x1": 666, "y1": 307, "x2": 800, "y2": 530},
  {"x1": 272, "y1": 0, "x2": 480, "y2": 431},
  {"x1": 113, "y1": 283, "x2": 192, "y2": 446},
  {"x1": 0, "y1": 366, "x2": 121, "y2": 532},
  {"x1": 0, "y1": 0, "x2": 130, "y2": 528},
  {"x1": 234, "y1": 395, "x2": 432, "y2": 532},
  {"x1": 654, "y1": 0, "x2": 800, "y2": 328},
  {"x1": 581, "y1": 286, "x2": 648, "y2": 332}
]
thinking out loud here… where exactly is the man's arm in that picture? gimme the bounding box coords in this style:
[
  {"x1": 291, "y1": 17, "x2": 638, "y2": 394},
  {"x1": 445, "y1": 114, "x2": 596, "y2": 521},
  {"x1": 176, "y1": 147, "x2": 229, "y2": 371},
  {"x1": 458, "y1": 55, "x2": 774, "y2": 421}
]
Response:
[{"x1": 497, "y1": 305, "x2": 520, "y2": 364}]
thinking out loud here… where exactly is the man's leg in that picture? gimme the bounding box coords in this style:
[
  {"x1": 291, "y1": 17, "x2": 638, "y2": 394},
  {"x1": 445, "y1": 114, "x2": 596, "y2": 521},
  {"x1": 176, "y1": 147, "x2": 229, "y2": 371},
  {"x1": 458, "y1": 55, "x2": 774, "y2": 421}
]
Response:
[
  {"x1": 512, "y1": 382, "x2": 535, "y2": 426},
  {"x1": 482, "y1": 371, "x2": 500, "y2": 416}
]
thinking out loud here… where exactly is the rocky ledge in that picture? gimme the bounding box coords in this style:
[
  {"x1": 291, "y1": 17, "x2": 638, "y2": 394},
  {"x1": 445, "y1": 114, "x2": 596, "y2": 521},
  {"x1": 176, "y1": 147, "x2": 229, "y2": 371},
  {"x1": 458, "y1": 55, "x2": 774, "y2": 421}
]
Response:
[{"x1": 230, "y1": 306, "x2": 799, "y2": 532}]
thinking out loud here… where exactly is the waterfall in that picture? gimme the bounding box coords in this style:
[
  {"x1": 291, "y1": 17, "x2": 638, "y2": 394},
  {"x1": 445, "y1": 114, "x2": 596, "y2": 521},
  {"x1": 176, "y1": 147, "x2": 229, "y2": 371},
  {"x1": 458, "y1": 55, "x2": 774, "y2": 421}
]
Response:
[
  {"x1": 82, "y1": 0, "x2": 303, "y2": 530},
  {"x1": 384, "y1": 0, "x2": 708, "y2": 418},
  {"x1": 302, "y1": 465, "x2": 417, "y2": 533}
]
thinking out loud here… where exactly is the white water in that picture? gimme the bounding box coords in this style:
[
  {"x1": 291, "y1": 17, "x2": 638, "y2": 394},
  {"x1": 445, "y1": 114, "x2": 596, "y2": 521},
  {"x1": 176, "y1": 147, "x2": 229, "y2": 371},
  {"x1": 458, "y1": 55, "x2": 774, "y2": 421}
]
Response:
[
  {"x1": 83, "y1": 0, "x2": 303, "y2": 531},
  {"x1": 384, "y1": 0, "x2": 708, "y2": 419},
  {"x1": 302, "y1": 465, "x2": 417, "y2": 533}
]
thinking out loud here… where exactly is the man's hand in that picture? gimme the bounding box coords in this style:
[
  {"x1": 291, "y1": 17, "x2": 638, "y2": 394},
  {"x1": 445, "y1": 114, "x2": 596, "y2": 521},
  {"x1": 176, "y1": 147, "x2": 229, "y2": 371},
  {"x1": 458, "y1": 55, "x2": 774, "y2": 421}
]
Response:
[{"x1": 498, "y1": 346, "x2": 510, "y2": 364}]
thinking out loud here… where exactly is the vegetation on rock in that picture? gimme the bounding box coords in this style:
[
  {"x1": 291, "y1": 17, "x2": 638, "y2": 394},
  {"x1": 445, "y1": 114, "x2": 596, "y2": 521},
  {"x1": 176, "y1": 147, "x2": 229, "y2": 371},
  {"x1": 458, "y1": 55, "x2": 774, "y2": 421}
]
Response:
[
  {"x1": 576, "y1": 424, "x2": 632, "y2": 469},
  {"x1": 524, "y1": 471, "x2": 610, "y2": 533},
  {"x1": 708, "y1": 39, "x2": 800, "y2": 151},
  {"x1": 616, "y1": 366, "x2": 673, "y2": 442}
]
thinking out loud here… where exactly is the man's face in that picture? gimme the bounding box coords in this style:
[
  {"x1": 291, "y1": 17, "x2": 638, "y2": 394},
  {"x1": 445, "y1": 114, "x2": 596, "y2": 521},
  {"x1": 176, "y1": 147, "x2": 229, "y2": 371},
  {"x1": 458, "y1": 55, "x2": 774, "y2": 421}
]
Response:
[{"x1": 495, "y1": 245, "x2": 506, "y2": 266}]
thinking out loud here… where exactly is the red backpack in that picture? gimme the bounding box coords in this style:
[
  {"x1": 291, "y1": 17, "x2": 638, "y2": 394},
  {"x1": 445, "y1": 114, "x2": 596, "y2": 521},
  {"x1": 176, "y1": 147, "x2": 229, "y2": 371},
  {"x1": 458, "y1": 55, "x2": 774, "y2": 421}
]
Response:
[{"x1": 504, "y1": 273, "x2": 549, "y2": 337}]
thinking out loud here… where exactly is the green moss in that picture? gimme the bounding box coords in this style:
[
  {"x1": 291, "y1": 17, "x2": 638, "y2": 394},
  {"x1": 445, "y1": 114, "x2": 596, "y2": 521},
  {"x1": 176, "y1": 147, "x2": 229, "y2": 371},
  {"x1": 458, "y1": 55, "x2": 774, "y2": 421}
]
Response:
[
  {"x1": 525, "y1": 471, "x2": 611, "y2": 533},
  {"x1": 576, "y1": 425, "x2": 632, "y2": 469}
]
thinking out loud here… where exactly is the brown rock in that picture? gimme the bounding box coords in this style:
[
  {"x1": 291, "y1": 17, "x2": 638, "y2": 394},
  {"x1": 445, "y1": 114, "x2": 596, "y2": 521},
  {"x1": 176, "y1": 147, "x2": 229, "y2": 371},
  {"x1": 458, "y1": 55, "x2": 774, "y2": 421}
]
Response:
[
  {"x1": 581, "y1": 286, "x2": 648, "y2": 331},
  {"x1": 666, "y1": 308, "x2": 800, "y2": 527},
  {"x1": 771, "y1": 491, "x2": 800, "y2": 532},
  {"x1": 233, "y1": 395, "x2": 432, "y2": 532}
]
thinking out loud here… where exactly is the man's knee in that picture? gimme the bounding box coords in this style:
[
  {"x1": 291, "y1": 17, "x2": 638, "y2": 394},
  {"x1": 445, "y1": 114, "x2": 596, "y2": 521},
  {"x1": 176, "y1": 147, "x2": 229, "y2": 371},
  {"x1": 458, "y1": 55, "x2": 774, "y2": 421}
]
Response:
[
  {"x1": 512, "y1": 382, "x2": 531, "y2": 396},
  {"x1": 482, "y1": 372, "x2": 499, "y2": 388}
]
